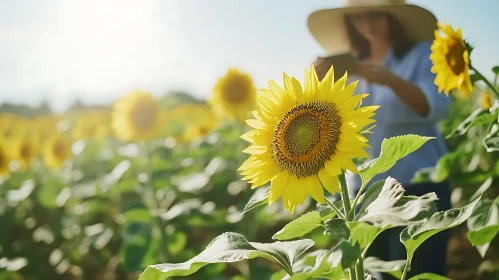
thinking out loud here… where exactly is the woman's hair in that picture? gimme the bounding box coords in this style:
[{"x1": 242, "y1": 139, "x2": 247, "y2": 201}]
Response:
[{"x1": 344, "y1": 12, "x2": 414, "y2": 60}]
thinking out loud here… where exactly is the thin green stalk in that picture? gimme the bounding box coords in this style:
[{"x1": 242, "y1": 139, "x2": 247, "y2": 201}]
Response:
[
  {"x1": 339, "y1": 171, "x2": 353, "y2": 221},
  {"x1": 400, "y1": 258, "x2": 410, "y2": 280},
  {"x1": 350, "y1": 183, "x2": 366, "y2": 218},
  {"x1": 143, "y1": 142, "x2": 170, "y2": 262},
  {"x1": 471, "y1": 65, "x2": 499, "y2": 99},
  {"x1": 356, "y1": 256, "x2": 365, "y2": 280},
  {"x1": 349, "y1": 270, "x2": 358, "y2": 280},
  {"x1": 324, "y1": 197, "x2": 345, "y2": 220},
  {"x1": 338, "y1": 171, "x2": 358, "y2": 279}
]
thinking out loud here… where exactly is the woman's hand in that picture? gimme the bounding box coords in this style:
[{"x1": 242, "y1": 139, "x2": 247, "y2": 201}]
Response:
[
  {"x1": 313, "y1": 57, "x2": 332, "y2": 81},
  {"x1": 357, "y1": 61, "x2": 398, "y2": 86}
]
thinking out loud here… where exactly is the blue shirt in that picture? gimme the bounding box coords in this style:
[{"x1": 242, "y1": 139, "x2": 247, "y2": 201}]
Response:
[{"x1": 347, "y1": 41, "x2": 451, "y2": 192}]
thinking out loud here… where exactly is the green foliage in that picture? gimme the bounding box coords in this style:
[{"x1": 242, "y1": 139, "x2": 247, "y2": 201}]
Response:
[
  {"x1": 401, "y1": 196, "x2": 482, "y2": 263},
  {"x1": 139, "y1": 232, "x2": 314, "y2": 279},
  {"x1": 358, "y1": 135, "x2": 434, "y2": 186},
  {"x1": 272, "y1": 211, "x2": 323, "y2": 241},
  {"x1": 363, "y1": 257, "x2": 405, "y2": 278},
  {"x1": 355, "y1": 177, "x2": 438, "y2": 227},
  {"x1": 467, "y1": 196, "x2": 499, "y2": 257},
  {"x1": 408, "y1": 273, "x2": 452, "y2": 280}
]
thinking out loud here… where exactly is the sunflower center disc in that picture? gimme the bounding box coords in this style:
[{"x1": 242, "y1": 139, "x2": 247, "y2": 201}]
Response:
[
  {"x1": 224, "y1": 79, "x2": 248, "y2": 104},
  {"x1": 53, "y1": 140, "x2": 65, "y2": 158},
  {"x1": 272, "y1": 101, "x2": 342, "y2": 178},
  {"x1": 446, "y1": 41, "x2": 466, "y2": 75},
  {"x1": 132, "y1": 102, "x2": 158, "y2": 130},
  {"x1": 20, "y1": 143, "x2": 31, "y2": 159}
]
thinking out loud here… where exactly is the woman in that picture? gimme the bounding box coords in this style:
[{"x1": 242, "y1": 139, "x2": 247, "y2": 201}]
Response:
[{"x1": 309, "y1": 1, "x2": 452, "y2": 279}]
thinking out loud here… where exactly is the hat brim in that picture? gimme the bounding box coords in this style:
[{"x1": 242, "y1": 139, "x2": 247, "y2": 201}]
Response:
[{"x1": 307, "y1": 4, "x2": 437, "y2": 55}]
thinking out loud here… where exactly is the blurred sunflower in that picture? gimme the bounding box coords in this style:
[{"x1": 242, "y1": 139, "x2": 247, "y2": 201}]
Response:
[
  {"x1": 72, "y1": 110, "x2": 111, "y2": 140},
  {"x1": 8, "y1": 117, "x2": 32, "y2": 139},
  {"x1": 238, "y1": 66, "x2": 377, "y2": 212},
  {"x1": 209, "y1": 68, "x2": 256, "y2": 121},
  {"x1": 182, "y1": 118, "x2": 218, "y2": 142},
  {"x1": 481, "y1": 91, "x2": 495, "y2": 110},
  {"x1": 33, "y1": 116, "x2": 59, "y2": 144},
  {"x1": 0, "y1": 139, "x2": 11, "y2": 176},
  {"x1": 0, "y1": 113, "x2": 18, "y2": 137},
  {"x1": 14, "y1": 137, "x2": 38, "y2": 171},
  {"x1": 430, "y1": 22, "x2": 473, "y2": 95},
  {"x1": 43, "y1": 135, "x2": 72, "y2": 169},
  {"x1": 112, "y1": 90, "x2": 162, "y2": 141},
  {"x1": 453, "y1": 88, "x2": 473, "y2": 101}
]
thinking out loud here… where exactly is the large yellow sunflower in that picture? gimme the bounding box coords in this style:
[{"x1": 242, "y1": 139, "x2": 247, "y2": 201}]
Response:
[
  {"x1": 14, "y1": 137, "x2": 38, "y2": 171},
  {"x1": 43, "y1": 135, "x2": 72, "y2": 169},
  {"x1": 209, "y1": 68, "x2": 257, "y2": 121},
  {"x1": 112, "y1": 90, "x2": 162, "y2": 141},
  {"x1": 0, "y1": 139, "x2": 11, "y2": 176},
  {"x1": 430, "y1": 22, "x2": 473, "y2": 95},
  {"x1": 238, "y1": 66, "x2": 377, "y2": 212}
]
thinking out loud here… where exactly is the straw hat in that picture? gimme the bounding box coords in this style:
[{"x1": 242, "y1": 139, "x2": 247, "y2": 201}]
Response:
[{"x1": 307, "y1": 0, "x2": 437, "y2": 56}]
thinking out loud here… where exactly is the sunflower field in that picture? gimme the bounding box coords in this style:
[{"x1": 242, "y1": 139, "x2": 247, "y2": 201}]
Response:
[{"x1": 1, "y1": 23, "x2": 499, "y2": 280}]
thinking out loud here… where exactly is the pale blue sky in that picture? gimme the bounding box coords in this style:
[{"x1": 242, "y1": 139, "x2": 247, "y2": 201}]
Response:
[{"x1": 0, "y1": 0, "x2": 497, "y2": 112}]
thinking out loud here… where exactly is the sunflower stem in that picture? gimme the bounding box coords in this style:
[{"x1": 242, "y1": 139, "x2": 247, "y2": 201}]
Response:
[
  {"x1": 400, "y1": 257, "x2": 411, "y2": 280},
  {"x1": 142, "y1": 142, "x2": 170, "y2": 262},
  {"x1": 471, "y1": 65, "x2": 499, "y2": 99},
  {"x1": 355, "y1": 256, "x2": 365, "y2": 280},
  {"x1": 339, "y1": 171, "x2": 353, "y2": 221},
  {"x1": 324, "y1": 197, "x2": 345, "y2": 220},
  {"x1": 338, "y1": 171, "x2": 360, "y2": 279},
  {"x1": 350, "y1": 183, "x2": 366, "y2": 218}
]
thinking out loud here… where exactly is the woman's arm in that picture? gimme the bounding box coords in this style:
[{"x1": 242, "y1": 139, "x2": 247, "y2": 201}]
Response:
[
  {"x1": 387, "y1": 75, "x2": 430, "y2": 116},
  {"x1": 357, "y1": 61, "x2": 430, "y2": 116}
]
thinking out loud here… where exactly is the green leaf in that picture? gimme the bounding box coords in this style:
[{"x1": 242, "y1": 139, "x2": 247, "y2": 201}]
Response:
[
  {"x1": 483, "y1": 124, "x2": 499, "y2": 152},
  {"x1": 273, "y1": 211, "x2": 322, "y2": 241},
  {"x1": 124, "y1": 208, "x2": 153, "y2": 223},
  {"x1": 317, "y1": 200, "x2": 344, "y2": 220},
  {"x1": 446, "y1": 108, "x2": 494, "y2": 138},
  {"x1": 363, "y1": 257, "x2": 405, "y2": 279},
  {"x1": 349, "y1": 222, "x2": 381, "y2": 250},
  {"x1": 167, "y1": 232, "x2": 188, "y2": 255},
  {"x1": 467, "y1": 196, "x2": 499, "y2": 257},
  {"x1": 242, "y1": 187, "x2": 269, "y2": 214},
  {"x1": 357, "y1": 180, "x2": 385, "y2": 215},
  {"x1": 287, "y1": 240, "x2": 360, "y2": 280},
  {"x1": 356, "y1": 178, "x2": 438, "y2": 228},
  {"x1": 139, "y1": 232, "x2": 314, "y2": 279},
  {"x1": 121, "y1": 208, "x2": 153, "y2": 272},
  {"x1": 411, "y1": 152, "x2": 459, "y2": 184},
  {"x1": 330, "y1": 240, "x2": 361, "y2": 270},
  {"x1": 358, "y1": 135, "x2": 433, "y2": 186},
  {"x1": 400, "y1": 196, "x2": 481, "y2": 263},
  {"x1": 492, "y1": 66, "x2": 499, "y2": 75},
  {"x1": 470, "y1": 177, "x2": 493, "y2": 201},
  {"x1": 323, "y1": 218, "x2": 350, "y2": 240},
  {"x1": 470, "y1": 73, "x2": 481, "y2": 84},
  {"x1": 408, "y1": 273, "x2": 452, "y2": 280}
]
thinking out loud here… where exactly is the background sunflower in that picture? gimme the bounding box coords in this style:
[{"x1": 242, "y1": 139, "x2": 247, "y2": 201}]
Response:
[
  {"x1": 43, "y1": 135, "x2": 72, "y2": 169},
  {"x1": 112, "y1": 90, "x2": 162, "y2": 142},
  {"x1": 0, "y1": 139, "x2": 11, "y2": 176},
  {"x1": 14, "y1": 136, "x2": 38, "y2": 171},
  {"x1": 209, "y1": 68, "x2": 256, "y2": 121},
  {"x1": 430, "y1": 22, "x2": 473, "y2": 95}
]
